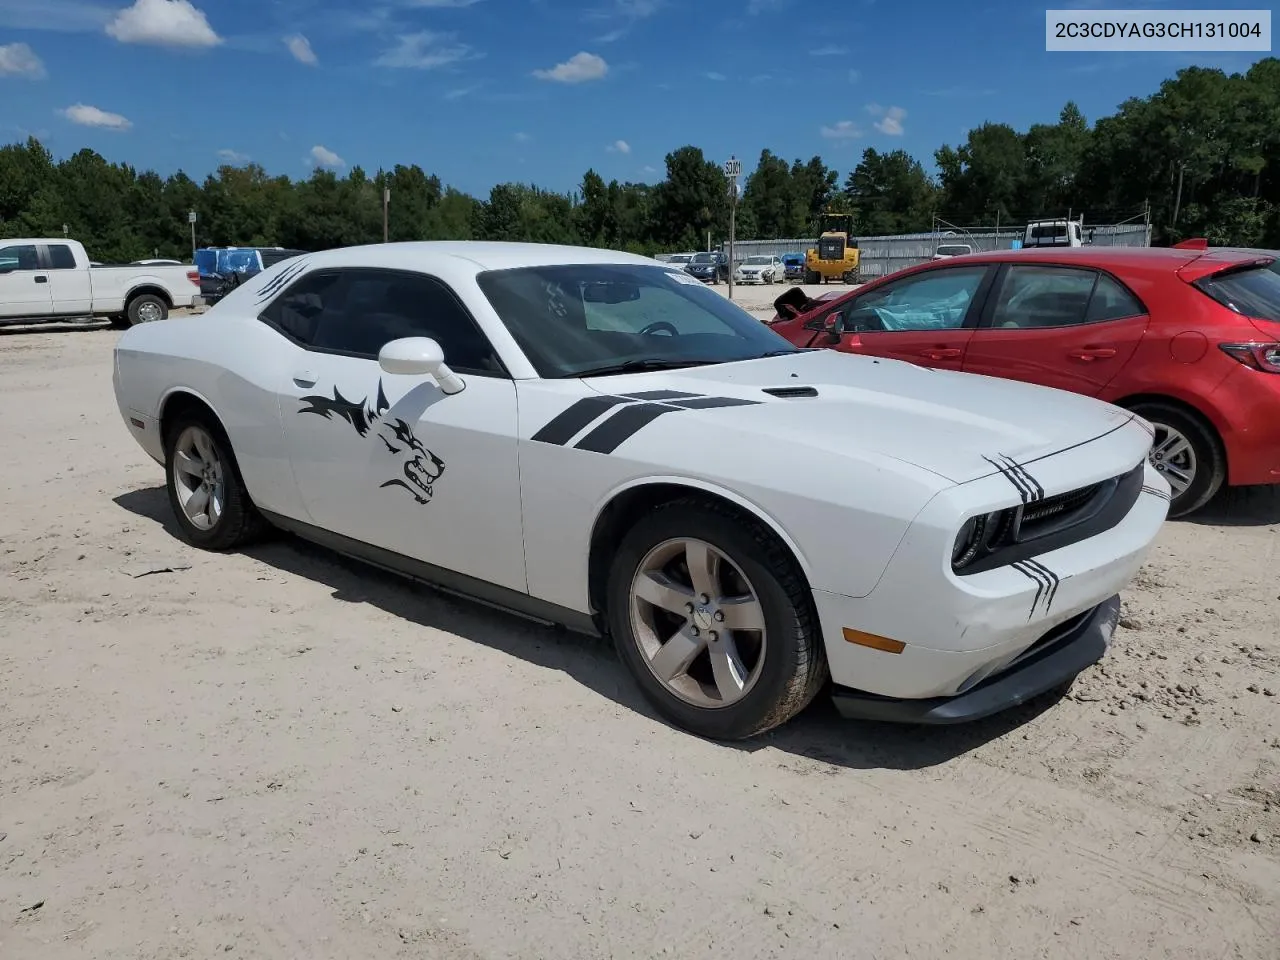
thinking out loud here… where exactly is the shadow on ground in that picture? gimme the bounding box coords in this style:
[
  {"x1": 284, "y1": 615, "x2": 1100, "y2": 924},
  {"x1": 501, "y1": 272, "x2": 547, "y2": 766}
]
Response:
[
  {"x1": 0, "y1": 319, "x2": 112, "y2": 336},
  {"x1": 115, "y1": 484, "x2": 1126, "y2": 773},
  {"x1": 1183, "y1": 484, "x2": 1280, "y2": 527}
]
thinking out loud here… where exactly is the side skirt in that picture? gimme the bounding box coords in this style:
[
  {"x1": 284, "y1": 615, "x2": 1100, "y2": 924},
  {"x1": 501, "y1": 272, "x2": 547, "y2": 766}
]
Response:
[{"x1": 258, "y1": 509, "x2": 602, "y2": 638}]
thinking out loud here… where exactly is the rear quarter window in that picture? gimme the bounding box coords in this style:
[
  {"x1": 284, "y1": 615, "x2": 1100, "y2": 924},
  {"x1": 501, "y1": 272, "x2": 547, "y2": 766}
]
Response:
[{"x1": 1196, "y1": 265, "x2": 1280, "y2": 322}]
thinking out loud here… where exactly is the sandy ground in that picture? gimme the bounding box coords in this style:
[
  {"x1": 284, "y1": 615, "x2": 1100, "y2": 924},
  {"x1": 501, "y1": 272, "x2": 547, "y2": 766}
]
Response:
[{"x1": 2, "y1": 311, "x2": 1278, "y2": 960}]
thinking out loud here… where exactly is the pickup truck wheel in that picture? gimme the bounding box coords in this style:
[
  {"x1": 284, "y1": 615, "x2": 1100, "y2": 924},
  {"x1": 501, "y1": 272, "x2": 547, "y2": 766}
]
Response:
[
  {"x1": 126, "y1": 293, "x2": 168, "y2": 327},
  {"x1": 606, "y1": 498, "x2": 828, "y2": 740},
  {"x1": 164, "y1": 414, "x2": 270, "y2": 550}
]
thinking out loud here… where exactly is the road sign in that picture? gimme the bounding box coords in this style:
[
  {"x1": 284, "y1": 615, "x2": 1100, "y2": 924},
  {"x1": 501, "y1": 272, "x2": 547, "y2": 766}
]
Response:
[
  {"x1": 188, "y1": 211, "x2": 197, "y2": 224},
  {"x1": 723, "y1": 156, "x2": 741, "y2": 178}
]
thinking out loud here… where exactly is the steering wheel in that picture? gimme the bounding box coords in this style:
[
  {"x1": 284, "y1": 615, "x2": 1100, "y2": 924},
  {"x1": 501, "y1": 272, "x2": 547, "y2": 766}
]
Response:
[{"x1": 640, "y1": 321, "x2": 678, "y2": 336}]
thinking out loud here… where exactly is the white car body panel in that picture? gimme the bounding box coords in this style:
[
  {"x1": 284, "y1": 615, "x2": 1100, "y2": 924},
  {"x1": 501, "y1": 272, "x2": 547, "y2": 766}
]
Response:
[{"x1": 113, "y1": 241, "x2": 1169, "y2": 710}]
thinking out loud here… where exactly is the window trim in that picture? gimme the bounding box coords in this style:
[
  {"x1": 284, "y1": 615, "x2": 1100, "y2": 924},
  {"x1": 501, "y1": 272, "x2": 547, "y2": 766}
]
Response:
[
  {"x1": 804, "y1": 263, "x2": 998, "y2": 335},
  {"x1": 976, "y1": 262, "x2": 1148, "y2": 331},
  {"x1": 257, "y1": 265, "x2": 512, "y2": 379},
  {"x1": 41, "y1": 243, "x2": 78, "y2": 271}
]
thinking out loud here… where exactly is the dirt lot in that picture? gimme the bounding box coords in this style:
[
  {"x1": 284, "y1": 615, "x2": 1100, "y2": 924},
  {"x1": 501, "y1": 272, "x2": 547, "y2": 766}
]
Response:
[{"x1": 2, "y1": 316, "x2": 1278, "y2": 960}]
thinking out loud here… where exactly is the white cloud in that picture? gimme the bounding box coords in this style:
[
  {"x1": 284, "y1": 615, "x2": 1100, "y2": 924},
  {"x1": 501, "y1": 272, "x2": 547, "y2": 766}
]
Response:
[
  {"x1": 106, "y1": 0, "x2": 222, "y2": 49},
  {"x1": 309, "y1": 145, "x2": 344, "y2": 168},
  {"x1": 810, "y1": 44, "x2": 847, "y2": 56},
  {"x1": 820, "y1": 120, "x2": 861, "y2": 139},
  {"x1": 607, "y1": 139, "x2": 631, "y2": 154},
  {"x1": 641, "y1": 164, "x2": 657, "y2": 174},
  {"x1": 514, "y1": 131, "x2": 531, "y2": 142},
  {"x1": 376, "y1": 31, "x2": 475, "y2": 69},
  {"x1": 444, "y1": 84, "x2": 480, "y2": 99},
  {"x1": 533, "y1": 51, "x2": 607, "y2": 83},
  {"x1": 594, "y1": 28, "x2": 625, "y2": 42},
  {"x1": 705, "y1": 71, "x2": 726, "y2": 81},
  {"x1": 284, "y1": 34, "x2": 317, "y2": 65},
  {"x1": 217, "y1": 148, "x2": 249, "y2": 163},
  {"x1": 0, "y1": 0, "x2": 113, "y2": 32},
  {"x1": 61, "y1": 103, "x2": 132, "y2": 130},
  {"x1": 848, "y1": 68, "x2": 860, "y2": 82},
  {"x1": 747, "y1": 0, "x2": 782, "y2": 12},
  {"x1": 867, "y1": 103, "x2": 906, "y2": 135},
  {"x1": 0, "y1": 42, "x2": 46, "y2": 78}
]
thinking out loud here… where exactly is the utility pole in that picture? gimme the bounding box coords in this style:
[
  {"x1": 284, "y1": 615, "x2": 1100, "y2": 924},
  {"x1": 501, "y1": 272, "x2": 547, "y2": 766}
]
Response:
[
  {"x1": 382, "y1": 186, "x2": 390, "y2": 243},
  {"x1": 188, "y1": 210, "x2": 197, "y2": 263},
  {"x1": 723, "y1": 154, "x2": 741, "y2": 300},
  {"x1": 1172, "y1": 162, "x2": 1186, "y2": 227}
]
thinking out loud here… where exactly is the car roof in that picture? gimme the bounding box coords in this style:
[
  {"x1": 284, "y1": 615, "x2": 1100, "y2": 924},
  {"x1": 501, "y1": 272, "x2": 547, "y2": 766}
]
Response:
[
  {"x1": 937, "y1": 244, "x2": 1274, "y2": 282},
  {"x1": 281, "y1": 241, "x2": 662, "y2": 274}
]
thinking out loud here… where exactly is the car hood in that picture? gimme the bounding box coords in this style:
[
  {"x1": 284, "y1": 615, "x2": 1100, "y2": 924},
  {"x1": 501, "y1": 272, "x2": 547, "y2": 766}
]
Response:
[{"x1": 581, "y1": 350, "x2": 1141, "y2": 484}]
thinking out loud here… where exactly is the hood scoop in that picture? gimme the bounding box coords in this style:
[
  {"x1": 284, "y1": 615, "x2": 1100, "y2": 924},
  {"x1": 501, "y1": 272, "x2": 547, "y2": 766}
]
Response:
[{"x1": 762, "y1": 386, "x2": 819, "y2": 399}]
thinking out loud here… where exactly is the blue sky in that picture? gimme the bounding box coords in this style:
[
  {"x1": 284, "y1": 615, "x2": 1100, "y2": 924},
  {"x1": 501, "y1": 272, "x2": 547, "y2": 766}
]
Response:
[{"x1": 0, "y1": 0, "x2": 1269, "y2": 195}]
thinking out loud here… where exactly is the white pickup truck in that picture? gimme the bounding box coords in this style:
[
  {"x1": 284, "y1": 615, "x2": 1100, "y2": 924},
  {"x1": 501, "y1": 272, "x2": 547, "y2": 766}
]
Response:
[{"x1": 0, "y1": 238, "x2": 201, "y2": 328}]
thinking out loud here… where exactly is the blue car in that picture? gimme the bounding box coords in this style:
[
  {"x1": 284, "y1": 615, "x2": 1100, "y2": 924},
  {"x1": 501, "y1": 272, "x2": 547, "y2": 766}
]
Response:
[{"x1": 781, "y1": 253, "x2": 806, "y2": 281}]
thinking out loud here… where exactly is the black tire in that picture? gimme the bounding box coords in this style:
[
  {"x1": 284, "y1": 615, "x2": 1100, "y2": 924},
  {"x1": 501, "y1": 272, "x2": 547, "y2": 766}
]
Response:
[
  {"x1": 107, "y1": 314, "x2": 129, "y2": 329},
  {"x1": 164, "y1": 411, "x2": 270, "y2": 550},
  {"x1": 605, "y1": 498, "x2": 829, "y2": 740},
  {"x1": 1128, "y1": 401, "x2": 1224, "y2": 518},
  {"x1": 804, "y1": 270, "x2": 820, "y2": 285},
  {"x1": 124, "y1": 293, "x2": 168, "y2": 328}
]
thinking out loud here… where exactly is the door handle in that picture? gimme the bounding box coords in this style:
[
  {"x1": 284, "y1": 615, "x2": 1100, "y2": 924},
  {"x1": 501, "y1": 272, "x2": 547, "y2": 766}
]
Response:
[
  {"x1": 920, "y1": 347, "x2": 962, "y2": 360},
  {"x1": 34, "y1": 275, "x2": 48, "y2": 284},
  {"x1": 292, "y1": 371, "x2": 317, "y2": 387},
  {"x1": 1068, "y1": 347, "x2": 1117, "y2": 361}
]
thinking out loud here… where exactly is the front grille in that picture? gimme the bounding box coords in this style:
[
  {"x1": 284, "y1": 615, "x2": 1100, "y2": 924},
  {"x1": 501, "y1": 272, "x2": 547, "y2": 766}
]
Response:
[{"x1": 1017, "y1": 482, "x2": 1104, "y2": 540}]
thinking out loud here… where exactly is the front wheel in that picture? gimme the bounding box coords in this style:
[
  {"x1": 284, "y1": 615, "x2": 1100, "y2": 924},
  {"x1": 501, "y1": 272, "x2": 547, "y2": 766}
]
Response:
[
  {"x1": 606, "y1": 498, "x2": 828, "y2": 740},
  {"x1": 164, "y1": 414, "x2": 270, "y2": 550},
  {"x1": 1129, "y1": 401, "x2": 1224, "y2": 518}
]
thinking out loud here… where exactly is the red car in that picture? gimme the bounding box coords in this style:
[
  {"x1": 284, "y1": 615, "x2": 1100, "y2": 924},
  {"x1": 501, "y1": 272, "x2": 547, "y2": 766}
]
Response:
[{"x1": 768, "y1": 246, "x2": 1280, "y2": 518}]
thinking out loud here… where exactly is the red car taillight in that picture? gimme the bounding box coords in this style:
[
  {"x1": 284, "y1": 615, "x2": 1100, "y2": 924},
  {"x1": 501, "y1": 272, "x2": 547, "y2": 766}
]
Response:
[
  {"x1": 1219, "y1": 342, "x2": 1280, "y2": 373},
  {"x1": 187, "y1": 270, "x2": 200, "y2": 287}
]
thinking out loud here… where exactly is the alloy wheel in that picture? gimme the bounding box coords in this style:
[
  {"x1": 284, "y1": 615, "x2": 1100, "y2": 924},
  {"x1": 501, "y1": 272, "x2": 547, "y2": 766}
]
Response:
[
  {"x1": 628, "y1": 537, "x2": 767, "y2": 708},
  {"x1": 1148, "y1": 422, "x2": 1196, "y2": 498},
  {"x1": 172, "y1": 424, "x2": 225, "y2": 530}
]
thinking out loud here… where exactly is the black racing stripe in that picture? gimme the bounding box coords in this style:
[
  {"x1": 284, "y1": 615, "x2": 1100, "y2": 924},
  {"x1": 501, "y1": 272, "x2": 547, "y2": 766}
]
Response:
[
  {"x1": 1012, "y1": 560, "x2": 1049, "y2": 620},
  {"x1": 531, "y1": 395, "x2": 632, "y2": 445},
  {"x1": 998, "y1": 454, "x2": 1044, "y2": 502},
  {"x1": 667, "y1": 396, "x2": 761, "y2": 409},
  {"x1": 1024, "y1": 559, "x2": 1061, "y2": 613},
  {"x1": 255, "y1": 260, "x2": 308, "y2": 300},
  {"x1": 620, "y1": 389, "x2": 701, "y2": 401},
  {"x1": 574, "y1": 403, "x2": 677, "y2": 454},
  {"x1": 1141, "y1": 484, "x2": 1171, "y2": 502},
  {"x1": 984, "y1": 455, "x2": 1033, "y2": 505}
]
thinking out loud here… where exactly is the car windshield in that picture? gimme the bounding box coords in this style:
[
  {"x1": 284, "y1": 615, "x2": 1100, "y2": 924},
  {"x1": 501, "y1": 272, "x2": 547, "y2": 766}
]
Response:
[
  {"x1": 475, "y1": 263, "x2": 800, "y2": 378},
  {"x1": 935, "y1": 246, "x2": 969, "y2": 257},
  {"x1": 691, "y1": 253, "x2": 716, "y2": 263},
  {"x1": 1197, "y1": 263, "x2": 1280, "y2": 322},
  {"x1": 744, "y1": 257, "x2": 771, "y2": 265}
]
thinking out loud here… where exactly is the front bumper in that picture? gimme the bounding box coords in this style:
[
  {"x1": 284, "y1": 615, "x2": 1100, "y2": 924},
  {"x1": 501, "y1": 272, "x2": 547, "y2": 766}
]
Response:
[{"x1": 830, "y1": 594, "x2": 1119, "y2": 724}]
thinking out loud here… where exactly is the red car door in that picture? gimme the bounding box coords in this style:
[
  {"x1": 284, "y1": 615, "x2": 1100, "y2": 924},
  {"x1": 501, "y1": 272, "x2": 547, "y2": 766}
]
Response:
[
  {"x1": 962, "y1": 263, "x2": 1150, "y2": 396},
  {"x1": 795, "y1": 264, "x2": 996, "y2": 371}
]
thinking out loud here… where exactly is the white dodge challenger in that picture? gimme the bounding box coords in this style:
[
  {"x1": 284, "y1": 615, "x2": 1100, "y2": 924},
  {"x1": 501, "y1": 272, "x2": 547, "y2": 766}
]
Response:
[{"x1": 112, "y1": 241, "x2": 1171, "y2": 740}]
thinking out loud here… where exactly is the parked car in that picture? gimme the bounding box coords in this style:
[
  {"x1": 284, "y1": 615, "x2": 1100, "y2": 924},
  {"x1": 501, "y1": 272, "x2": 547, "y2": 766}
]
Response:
[
  {"x1": 0, "y1": 238, "x2": 200, "y2": 328},
  {"x1": 768, "y1": 245, "x2": 1280, "y2": 518},
  {"x1": 684, "y1": 251, "x2": 729, "y2": 284},
  {"x1": 112, "y1": 241, "x2": 1166, "y2": 740},
  {"x1": 660, "y1": 252, "x2": 697, "y2": 272},
  {"x1": 195, "y1": 246, "x2": 308, "y2": 306},
  {"x1": 934, "y1": 244, "x2": 973, "y2": 260},
  {"x1": 133, "y1": 258, "x2": 185, "y2": 266},
  {"x1": 733, "y1": 255, "x2": 785, "y2": 284},
  {"x1": 781, "y1": 253, "x2": 806, "y2": 281}
]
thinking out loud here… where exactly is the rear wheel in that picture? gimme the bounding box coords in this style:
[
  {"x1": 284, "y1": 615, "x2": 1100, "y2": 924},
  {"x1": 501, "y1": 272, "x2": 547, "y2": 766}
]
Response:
[
  {"x1": 804, "y1": 269, "x2": 820, "y2": 285},
  {"x1": 164, "y1": 413, "x2": 269, "y2": 550},
  {"x1": 606, "y1": 499, "x2": 828, "y2": 740},
  {"x1": 116, "y1": 293, "x2": 168, "y2": 328},
  {"x1": 1129, "y1": 401, "x2": 1224, "y2": 518}
]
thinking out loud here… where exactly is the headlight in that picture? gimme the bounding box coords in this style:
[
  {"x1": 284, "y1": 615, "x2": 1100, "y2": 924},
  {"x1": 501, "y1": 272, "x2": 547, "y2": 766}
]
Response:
[{"x1": 952, "y1": 508, "x2": 1019, "y2": 571}]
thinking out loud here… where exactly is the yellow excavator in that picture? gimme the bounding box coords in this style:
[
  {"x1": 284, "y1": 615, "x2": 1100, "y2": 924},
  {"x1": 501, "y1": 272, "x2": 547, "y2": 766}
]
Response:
[{"x1": 803, "y1": 213, "x2": 860, "y2": 284}]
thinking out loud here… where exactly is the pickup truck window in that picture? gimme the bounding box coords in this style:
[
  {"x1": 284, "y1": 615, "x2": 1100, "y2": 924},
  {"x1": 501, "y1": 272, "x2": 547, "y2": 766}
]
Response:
[
  {"x1": 0, "y1": 245, "x2": 39, "y2": 271},
  {"x1": 47, "y1": 244, "x2": 77, "y2": 270}
]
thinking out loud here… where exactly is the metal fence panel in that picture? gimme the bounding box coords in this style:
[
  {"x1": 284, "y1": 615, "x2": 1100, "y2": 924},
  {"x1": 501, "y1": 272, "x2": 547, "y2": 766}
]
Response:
[{"x1": 708, "y1": 223, "x2": 1151, "y2": 279}]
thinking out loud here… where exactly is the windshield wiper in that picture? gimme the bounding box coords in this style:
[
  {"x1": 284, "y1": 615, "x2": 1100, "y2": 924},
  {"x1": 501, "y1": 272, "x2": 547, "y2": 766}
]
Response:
[{"x1": 570, "y1": 358, "x2": 719, "y2": 378}]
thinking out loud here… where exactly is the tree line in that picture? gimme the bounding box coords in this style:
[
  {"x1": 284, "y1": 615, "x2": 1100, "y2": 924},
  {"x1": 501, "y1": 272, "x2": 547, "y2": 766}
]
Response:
[{"x1": 1, "y1": 59, "x2": 1276, "y2": 264}]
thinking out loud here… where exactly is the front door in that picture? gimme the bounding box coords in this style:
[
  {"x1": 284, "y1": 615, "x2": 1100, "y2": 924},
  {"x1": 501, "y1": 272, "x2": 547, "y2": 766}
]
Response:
[
  {"x1": 0, "y1": 243, "x2": 53, "y2": 319},
  {"x1": 804, "y1": 263, "x2": 995, "y2": 371},
  {"x1": 963, "y1": 263, "x2": 1150, "y2": 397},
  {"x1": 42, "y1": 243, "x2": 93, "y2": 315},
  {"x1": 266, "y1": 265, "x2": 526, "y2": 593}
]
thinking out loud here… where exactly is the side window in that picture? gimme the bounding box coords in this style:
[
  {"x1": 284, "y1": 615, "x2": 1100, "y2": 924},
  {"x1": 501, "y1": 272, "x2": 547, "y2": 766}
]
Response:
[
  {"x1": 47, "y1": 245, "x2": 77, "y2": 270},
  {"x1": 843, "y1": 266, "x2": 988, "y2": 332},
  {"x1": 305, "y1": 269, "x2": 503, "y2": 375},
  {"x1": 0, "y1": 244, "x2": 39, "y2": 271},
  {"x1": 1086, "y1": 274, "x2": 1145, "y2": 322},
  {"x1": 989, "y1": 266, "x2": 1096, "y2": 329},
  {"x1": 259, "y1": 269, "x2": 345, "y2": 345}
]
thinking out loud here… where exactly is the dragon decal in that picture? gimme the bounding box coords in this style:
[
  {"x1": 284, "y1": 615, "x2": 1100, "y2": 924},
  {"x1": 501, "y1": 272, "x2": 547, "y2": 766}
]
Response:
[{"x1": 299, "y1": 379, "x2": 445, "y2": 505}]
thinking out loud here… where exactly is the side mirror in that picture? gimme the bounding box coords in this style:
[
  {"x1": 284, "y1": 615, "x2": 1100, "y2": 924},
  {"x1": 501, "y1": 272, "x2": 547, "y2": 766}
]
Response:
[
  {"x1": 822, "y1": 312, "x2": 844, "y2": 342},
  {"x1": 378, "y1": 336, "x2": 466, "y2": 395}
]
